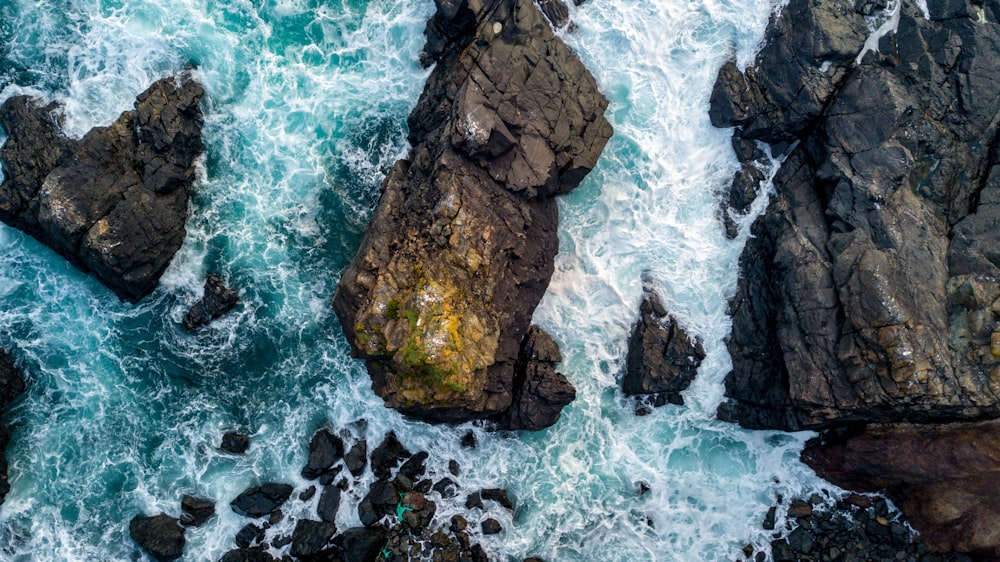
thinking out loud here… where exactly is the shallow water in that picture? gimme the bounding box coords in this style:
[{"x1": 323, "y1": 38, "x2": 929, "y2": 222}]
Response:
[{"x1": 0, "y1": 0, "x2": 834, "y2": 560}]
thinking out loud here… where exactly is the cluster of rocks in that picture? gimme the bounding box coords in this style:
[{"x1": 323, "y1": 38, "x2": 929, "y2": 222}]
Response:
[
  {"x1": 0, "y1": 72, "x2": 205, "y2": 302},
  {"x1": 131, "y1": 426, "x2": 546, "y2": 562},
  {"x1": 333, "y1": 0, "x2": 610, "y2": 428},
  {"x1": 743, "y1": 494, "x2": 974, "y2": 562},
  {"x1": 708, "y1": 0, "x2": 1000, "y2": 557},
  {"x1": 0, "y1": 348, "x2": 25, "y2": 506},
  {"x1": 622, "y1": 286, "x2": 705, "y2": 413}
]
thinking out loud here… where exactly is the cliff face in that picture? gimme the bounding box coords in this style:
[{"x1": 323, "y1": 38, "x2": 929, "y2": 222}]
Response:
[
  {"x1": 0, "y1": 73, "x2": 204, "y2": 302},
  {"x1": 333, "y1": 0, "x2": 610, "y2": 426},
  {"x1": 712, "y1": 0, "x2": 1000, "y2": 431}
]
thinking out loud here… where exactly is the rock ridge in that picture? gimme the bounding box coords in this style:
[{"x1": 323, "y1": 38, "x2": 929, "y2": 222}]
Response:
[
  {"x1": 0, "y1": 72, "x2": 205, "y2": 302},
  {"x1": 333, "y1": 0, "x2": 611, "y2": 427}
]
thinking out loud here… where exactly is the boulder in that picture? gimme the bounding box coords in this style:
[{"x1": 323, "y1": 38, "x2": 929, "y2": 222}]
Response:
[
  {"x1": 234, "y1": 523, "x2": 266, "y2": 549},
  {"x1": 179, "y1": 495, "x2": 215, "y2": 527},
  {"x1": 332, "y1": 0, "x2": 610, "y2": 425},
  {"x1": 220, "y1": 432, "x2": 250, "y2": 454},
  {"x1": 344, "y1": 439, "x2": 367, "y2": 476},
  {"x1": 290, "y1": 519, "x2": 337, "y2": 559},
  {"x1": 369, "y1": 431, "x2": 411, "y2": 479},
  {"x1": 500, "y1": 326, "x2": 576, "y2": 430},
  {"x1": 803, "y1": 420, "x2": 1000, "y2": 559},
  {"x1": 218, "y1": 548, "x2": 276, "y2": 562},
  {"x1": 183, "y1": 274, "x2": 239, "y2": 330},
  {"x1": 301, "y1": 428, "x2": 344, "y2": 480},
  {"x1": 230, "y1": 483, "x2": 293, "y2": 518},
  {"x1": 0, "y1": 72, "x2": 204, "y2": 302},
  {"x1": 0, "y1": 349, "x2": 25, "y2": 506},
  {"x1": 335, "y1": 527, "x2": 387, "y2": 562},
  {"x1": 317, "y1": 484, "x2": 341, "y2": 523},
  {"x1": 129, "y1": 513, "x2": 185, "y2": 561},
  {"x1": 358, "y1": 479, "x2": 399, "y2": 528},
  {"x1": 623, "y1": 288, "x2": 705, "y2": 406},
  {"x1": 481, "y1": 518, "x2": 502, "y2": 535}
]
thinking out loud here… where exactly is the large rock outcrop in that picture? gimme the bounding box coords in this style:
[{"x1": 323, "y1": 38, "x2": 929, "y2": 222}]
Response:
[
  {"x1": 712, "y1": 0, "x2": 1000, "y2": 431},
  {"x1": 333, "y1": 0, "x2": 611, "y2": 426},
  {"x1": 0, "y1": 72, "x2": 204, "y2": 302},
  {"x1": 0, "y1": 349, "x2": 25, "y2": 507}
]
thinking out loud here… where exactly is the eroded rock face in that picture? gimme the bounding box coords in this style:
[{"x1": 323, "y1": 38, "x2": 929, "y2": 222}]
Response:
[
  {"x1": 0, "y1": 72, "x2": 204, "y2": 302},
  {"x1": 802, "y1": 420, "x2": 1000, "y2": 559},
  {"x1": 623, "y1": 287, "x2": 705, "y2": 406},
  {"x1": 713, "y1": 0, "x2": 1000, "y2": 431},
  {"x1": 501, "y1": 325, "x2": 576, "y2": 430},
  {"x1": 333, "y1": 0, "x2": 610, "y2": 425}
]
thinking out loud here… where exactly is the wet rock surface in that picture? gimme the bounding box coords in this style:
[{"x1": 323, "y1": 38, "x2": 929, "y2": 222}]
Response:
[
  {"x1": 0, "y1": 348, "x2": 25, "y2": 507},
  {"x1": 499, "y1": 326, "x2": 576, "y2": 430},
  {"x1": 183, "y1": 274, "x2": 239, "y2": 330},
  {"x1": 230, "y1": 483, "x2": 294, "y2": 518},
  {"x1": 129, "y1": 513, "x2": 186, "y2": 561},
  {"x1": 333, "y1": 0, "x2": 610, "y2": 426},
  {"x1": 623, "y1": 286, "x2": 705, "y2": 408},
  {"x1": 0, "y1": 72, "x2": 204, "y2": 302},
  {"x1": 180, "y1": 494, "x2": 215, "y2": 527}
]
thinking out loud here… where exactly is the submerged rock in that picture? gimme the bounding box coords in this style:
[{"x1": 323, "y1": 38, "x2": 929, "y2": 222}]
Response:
[
  {"x1": 0, "y1": 72, "x2": 205, "y2": 302},
  {"x1": 333, "y1": 0, "x2": 610, "y2": 425},
  {"x1": 183, "y1": 275, "x2": 239, "y2": 330},
  {"x1": 129, "y1": 513, "x2": 185, "y2": 561},
  {"x1": 623, "y1": 287, "x2": 705, "y2": 407},
  {"x1": 220, "y1": 431, "x2": 250, "y2": 454}
]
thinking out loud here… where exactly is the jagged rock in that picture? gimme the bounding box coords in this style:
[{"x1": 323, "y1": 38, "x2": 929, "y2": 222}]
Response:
[
  {"x1": 332, "y1": 0, "x2": 610, "y2": 425},
  {"x1": 358, "y1": 479, "x2": 399, "y2": 527},
  {"x1": 220, "y1": 431, "x2": 250, "y2": 454},
  {"x1": 183, "y1": 275, "x2": 239, "y2": 330},
  {"x1": 0, "y1": 72, "x2": 204, "y2": 302},
  {"x1": 370, "y1": 431, "x2": 411, "y2": 479},
  {"x1": 290, "y1": 519, "x2": 337, "y2": 559},
  {"x1": 344, "y1": 439, "x2": 367, "y2": 476},
  {"x1": 230, "y1": 483, "x2": 293, "y2": 518},
  {"x1": 335, "y1": 527, "x2": 387, "y2": 562},
  {"x1": 234, "y1": 523, "x2": 266, "y2": 549},
  {"x1": 802, "y1": 420, "x2": 1000, "y2": 558},
  {"x1": 129, "y1": 513, "x2": 185, "y2": 561},
  {"x1": 433, "y1": 477, "x2": 459, "y2": 499},
  {"x1": 218, "y1": 547, "x2": 276, "y2": 562},
  {"x1": 481, "y1": 518, "x2": 502, "y2": 535},
  {"x1": 480, "y1": 488, "x2": 513, "y2": 510},
  {"x1": 398, "y1": 451, "x2": 429, "y2": 480},
  {"x1": 0, "y1": 349, "x2": 25, "y2": 506},
  {"x1": 317, "y1": 484, "x2": 341, "y2": 523},
  {"x1": 399, "y1": 490, "x2": 436, "y2": 531},
  {"x1": 499, "y1": 325, "x2": 576, "y2": 430},
  {"x1": 180, "y1": 495, "x2": 215, "y2": 527},
  {"x1": 301, "y1": 428, "x2": 344, "y2": 480},
  {"x1": 537, "y1": 0, "x2": 570, "y2": 28},
  {"x1": 623, "y1": 287, "x2": 705, "y2": 406}
]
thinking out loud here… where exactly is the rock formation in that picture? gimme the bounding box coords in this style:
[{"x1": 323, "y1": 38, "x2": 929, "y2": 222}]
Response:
[
  {"x1": 183, "y1": 275, "x2": 239, "y2": 330},
  {"x1": 623, "y1": 287, "x2": 705, "y2": 407},
  {"x1": 710, "y1": 0, "x2": 1000, "y2": 556},
  {"x1": 0, "y1": 72, "x2": 204, "y2": 302},
  {"x1": 0, "y1": 348, "x2": 25, "y2": 507},
  {"x1": 333, "y1": 0, "x2": 611, "y2": 426}
]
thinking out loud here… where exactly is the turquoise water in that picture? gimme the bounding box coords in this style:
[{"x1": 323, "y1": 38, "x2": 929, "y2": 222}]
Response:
[{"x1": 0, "y1": 0, "x2": 833, "y2": 560}]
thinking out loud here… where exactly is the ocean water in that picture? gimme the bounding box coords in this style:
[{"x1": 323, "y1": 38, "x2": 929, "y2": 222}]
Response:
[{"x1": 0, "y1": 0, "x2": 836, "y2": 560}]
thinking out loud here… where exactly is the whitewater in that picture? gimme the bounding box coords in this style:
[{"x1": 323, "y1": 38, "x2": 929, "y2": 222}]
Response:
[{"x1": 0, "y1": 0, "x2": 835, "y2": 560}]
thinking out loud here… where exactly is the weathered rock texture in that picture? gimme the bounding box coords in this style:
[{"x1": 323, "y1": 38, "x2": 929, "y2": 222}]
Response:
[
  {"x1": 333, "y1": 0, "x2": 611, "y2": 426},
  {"x1": 803, "y1": 420, "x2": 1000, "y2": 559},
  {"x1": 0, "y1": 72, "x2": 204, "y2": 302},
  {"x1": 712, "y1": 0, "x2": 1000, "y2": 431},
  {"x1": 0, "y1": 349, "x2": 25, "y2": 507},
  {"x1": 623, "y1": 287, "x2": 705, "y2": 406},
  {"x1": 183, "y1": 274, "x2": 238, "y2": 330},
  {"x1": 129, "y1": 513, "x2": 185, "y2": 561},
  {"x1": 711, "y1": 0, "x2": 1000, "y2": 557}
]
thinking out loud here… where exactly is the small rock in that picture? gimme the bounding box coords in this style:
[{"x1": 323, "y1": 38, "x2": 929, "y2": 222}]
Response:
[
  {"x1": 788, "y1": 499, "x2": 813, "y2": 518},
  {"x1": 414, "y1": 479, "x2": 433, "y2": 493},
  {"x1": 183, "y1": 274, "x2": 239, "y2": 330},
  {"x1": 221, "y1": 432, "x2": 250, "y2": 454},
  {"x1": 344, "y1": 439, "x2": 368, "y2": 476},
  {"x1": 450, "y1": 514, "x2": 468, "y2": 532},
  {"x1": 370, "y1": 431, "x2": 411, "y2": 479},
  {"x1": 180, "y1": 495, "x2": 215, "y2": 527},
  {"x1": 434, "y1": 478, "x2": 459, "y2": 499},
  {"x1": 299, "y1": 486, "x2": 316, "y2": 501},
  {"x1": 466, "y1": 491, "x2": 484, "y2": 510},
  {"x1": 762, "y1": 506, "x2": 777, "y2": 530},
  {"x1": 129, "y1": 513, "x2": 185, "y2": 561},
  {"x1": 302, "y1": 428, "x2": 344, "y2": 480},
  {"x1": 461, "y1": 431, "x2": 476, "y2": 449},
  {"x1": 218, "y1": 547, "x2": 276, "y2": 562},
  {"x1": 230, "y1": 483, "x2": 293, "y2": 518},
  {"x1": 448, "y1": 460, "x2": 460, "y2": 476},
  {"x1": 481, "y1": 519, "x2": 502, "y2": 535},
  {"x1": 480, "y1": 488, "x2": 513, "y2": 510},
  {"x1": 234, "y1": 524, "x2": 266, "y2": 549},
  {"x1": 317, "y1": 485, "x2": 341, "y2": 523}
]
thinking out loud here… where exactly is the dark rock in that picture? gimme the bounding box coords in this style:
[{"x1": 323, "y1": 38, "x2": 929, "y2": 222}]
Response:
[
  {"x1": 290, "y1": 519, "x2": 336, "y2": 559},
  {"x1": 183, "y1": 274, "x2": 239, "y2": 330},
  {"x1": 398, "y1": 451, "x2": 429, "y2": 480},
  {"x1": 433, "y1": 478, "x2": 459, "y2": 499},
  {"x1": 414, "y1": 479, "x2": 432, "y2": 494},
  {"x1": 448, "y1": 460, "x2": 460, "y2": 476},
  {"x1": 762, "y1": 506, "x2": 777, "y2": 531},
  {"x1": 302, "y1": 428, "x2": 344, "y2": 480},
  {"x1": 299, "y1": 486, "x2": 317, "y2": 501},
  {"x1": 465, "y1": 491, "x2": 484, "y2": 510},
  {"x1": 450, "y1": 514, "x2": 468, "y2": 533},
  {"x1": 399, "y1": 491, "x2": 436, "y2": 531},
  {"x1": 802, "y1": 419, "x2": 1000, "y2": 558},
  {"x1": 537, "y1": 0, "x2": 570, "y2": 29},
  {"x1": 480, "y1": 488, "x2": 513, "y2": 510},
  {"x1": 461, "y1": 431, "x2": 476, "y2": 449},
  {"x1": 344, "y1": 439, "x2": 367, "y2": 477},
  {"x1": 317, "y1": 465, "x2": 343, "y2": 486},
  {"x1": 332, "y1": 0, "x2": 610, "y2": 425},
  {"x1": 129, "y1": 513, "x2": 185, "y2": 561},
  {"x1": 218, "y1": 547, "x2": 276, "y2": 562},
  {"x1": 358, "y1": 479, "x2": 398, "y2": 528},
  {"x1": 221, "y1": 432, "x2": 250, "y2": 454},
  {"x1": 270, "y1": 535, "x2": 291, "y2": 549},
  {"x1": 230, "y1": 483, "x2": 294, "y2": 518},
  {"x1": 787, "y1": 499, "x2": 812, "y2": 519},
  {"x1": 317, "y1": 484, "x2": 341, "y2": 523},
  {"x1": 623, "y1": 287, "x2": 705, "y2": 406},
  {"x1": 334, "y1": 527, "x2": 387, "y2": 562},
  {"x1": 481, "y1": 518, "x2": 502, "y2": 535},
  {"x1": 234, "y1": 524, "x2": 266, "y2": 549},
  {"x1": 471, "y1": 543, "x2": 489, "y2": 562},
  {"x1": 180, "y1": 495, "x2": 215, "y2": 527},
  {"x1": 393, "y1": 473, "x2": 413, "y2": 492},
  {"x1": 0, "y1": 72, "x2": 204, "y2": 302},
  {"x1": 500, "y1": 326, "x2": 576, "y2": 430},
  {"x1": 0, "y1": 349, "x2": 25, "y2": 506},
  {"x1": 370, "y1": 432, "x2": 411, "y2": 479}
]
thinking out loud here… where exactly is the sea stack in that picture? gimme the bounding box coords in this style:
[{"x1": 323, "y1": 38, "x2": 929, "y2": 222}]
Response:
[
  {"x1": 710, "y1": 0, "x2": 1000, "y2": 556},
  {"x1": 0, "y1": 72, "x2": 205, "y2": 302},
  {"x1": 333, "y1": 0, "x2": 611, "y2": 427}
]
